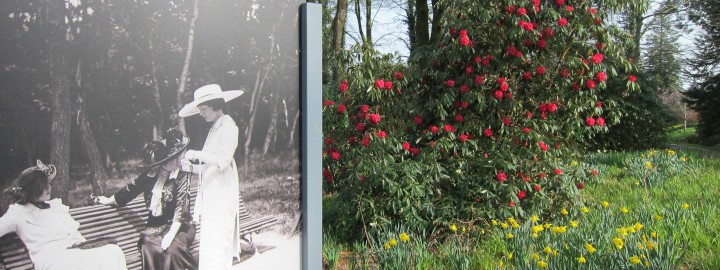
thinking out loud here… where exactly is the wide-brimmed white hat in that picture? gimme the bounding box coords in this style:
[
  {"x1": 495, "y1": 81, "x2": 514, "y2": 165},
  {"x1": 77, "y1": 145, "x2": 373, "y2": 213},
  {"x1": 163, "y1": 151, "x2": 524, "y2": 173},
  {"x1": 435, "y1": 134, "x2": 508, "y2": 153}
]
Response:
[{"x1": 178, "y1": 84, "x2": 244, "y2": 117}]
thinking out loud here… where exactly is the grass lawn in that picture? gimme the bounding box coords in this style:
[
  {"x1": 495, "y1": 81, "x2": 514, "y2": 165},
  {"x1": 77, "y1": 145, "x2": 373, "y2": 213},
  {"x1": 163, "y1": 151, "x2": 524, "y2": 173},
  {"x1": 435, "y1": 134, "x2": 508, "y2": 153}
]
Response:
[
  {"x1": 668, "y1": 126, "x2": 697, "y2": 143},
  {"x1": 583, "y1": 151, "x2": 720, "y2": 269},
  {"x1": 323, "y1": 149, "x2": 720, "y2": 269}
]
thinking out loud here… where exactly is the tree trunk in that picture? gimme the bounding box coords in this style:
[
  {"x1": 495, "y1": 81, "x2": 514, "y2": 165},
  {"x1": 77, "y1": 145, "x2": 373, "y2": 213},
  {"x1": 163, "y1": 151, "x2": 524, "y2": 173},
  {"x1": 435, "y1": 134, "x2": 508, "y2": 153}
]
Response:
[
  {"x1": 149, "y1": 37, "x2": 165, "y2": 140},
  {"x1": 365, "y1": 0, "x2": 372, "y2": 50},
  {"x1": 406, "y1": 0, "x2": 416, "y2": 52},
  {"x1": 429, "y1": 0, "x2": 445, "y2": 44},
  {"x1": 288, "y1": 110, "x2": 300, "y2": 149},
  {"x1": 262, "y1": 95, "x2": 280, "y2": 155},
  {"x1": 76, "y1": 95, "x2": 108, "y2": 195},
  {"x1": 330, "y1": 0, "x2": 348, "y2": 80},
  {"x1": 354, "y1": 0, "x2": 366, "y2": 48},
  {"x1": 46, "y1": 0, "x2": 72, "y2": 202},
  {"x1": 176, "y1": 0, "x2": 200, "y2": 135},
  {"x1": 414, "y1": 0, "x2": 430, "y2": 48}
]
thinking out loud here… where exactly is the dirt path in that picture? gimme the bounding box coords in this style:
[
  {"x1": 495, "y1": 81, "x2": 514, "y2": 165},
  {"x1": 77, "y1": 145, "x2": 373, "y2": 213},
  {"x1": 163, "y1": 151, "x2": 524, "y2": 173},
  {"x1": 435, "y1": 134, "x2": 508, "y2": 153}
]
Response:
[{"x1": 667, "y1": 143, "x2": 720, "y2": 159}]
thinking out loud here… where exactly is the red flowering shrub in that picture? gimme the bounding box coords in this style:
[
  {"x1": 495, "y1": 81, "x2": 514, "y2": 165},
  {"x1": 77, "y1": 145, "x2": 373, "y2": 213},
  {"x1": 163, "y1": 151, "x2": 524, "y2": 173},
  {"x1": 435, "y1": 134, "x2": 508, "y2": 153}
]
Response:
[{"x1": 322, "y1": 0, "x2": 636, "y2": 235}]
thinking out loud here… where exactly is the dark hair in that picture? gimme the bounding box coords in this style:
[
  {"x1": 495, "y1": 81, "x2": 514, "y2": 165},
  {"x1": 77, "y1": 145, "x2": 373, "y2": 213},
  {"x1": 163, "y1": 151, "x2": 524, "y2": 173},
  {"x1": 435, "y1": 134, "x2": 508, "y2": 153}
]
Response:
[
  {"x1": 8, "y1": 169, "x2": 51, "y2": 208},
  {"x1": 198, "y1": 98, "x2": 226, "y2": 112}
]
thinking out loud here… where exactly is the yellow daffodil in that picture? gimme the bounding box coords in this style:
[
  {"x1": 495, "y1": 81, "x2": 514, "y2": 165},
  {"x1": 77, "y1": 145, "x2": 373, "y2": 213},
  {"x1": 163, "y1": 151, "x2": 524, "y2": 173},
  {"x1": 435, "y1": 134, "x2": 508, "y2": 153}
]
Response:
[
  {"x1": 506, "y1": 233, "x2": 514, "y2": 239},
  {"x1": 584, "y1": 243, "x2": 596, "y2": 254},
  {"x1": 682, "y1": 203, "x2": 690, "y2": 209},
  {"x1": 551, "y1": 226, "x2": 567, "y2": 233},
  {"x1": 532, "y1": 225, "x2": 545, "y2": 233},
  {"x1": 492, "y1": 220, "x2": 498, "y2": 226},
  {"x1": 634, "y1": 222, "x2": 644, "y2": 231},
  {"x1": 384, "y1": 243, "x2": 391, "y2": 250},
  {"x1": 646, "y1": 241, "x2": 655, "y2": 251},
  {"x1": 507, "y1": 252, "x2": 513, "y2": 260},
  {"x1": 508, "y1": 217, "x2": 516, "y2": 224},
  {"x1": 561, "y1": 208, "x2": 569, "y2": 216},
  {"x1": 531, "y1": 253, "x2": 541, "y2": 261},
  {"x1": 577, "y1": 256, "x2": 587, "y2": 264},
  {"x1": 399, "y1": 233, "x2": 410, "y2": 242},
  {"x1": 634, "y1": 181, "x2": 640, "y2": 186},
  {"x1": 501, "y1": 222, "x2": 509, "y2": 229},
  {"x1": 531, "y1": 215, "x2": 539, "y2": 223},
  {"x1": 602, "y1": 201, "x2": 610, "y2": 208},
  {"x1": 531, "y1": 233, "x2": 539, "y2": 238},
  {"x1": 612, "y1": 237, "x2": 624, "y2": 250},
  {"x1": 389, "y1": 238, "x2": 398, "y2": 246},
  {"x1": 621, "y1": 207, "x2": 629, "y2": 214},
  {"x1": 543, "y1": 246, "x2": 553, "y2": 254},
  {"x1": 651, "y1": 232, "x2": 657, "y2": 238},
  {"x1": 572, "y1": 161, "x2": 578, "y2": 166},
  {"x1": 543, "y1": 223, "x2": 552, "y2": 229},
  {"x1": 498, "y1": 260, "x2": 504, "y2": 267},
  {"x1": 537, "y1": 260, "x2": 548, "y2": 268},
  {"x1": 511, "y1": 223, "x2": 519, "y2": 229},
  {"x1": 617, "y1": 227, "x2": 629, "y2": 237},
  {"x1": 569, "y1": 220, "x2": 578, "y2": 227},
  {"x1": 629, "y1": 256, "x2": 641, "y2": 264},
  {"x1": 581, "y1": 207, "x2": 589, "y2": 213},
  {"x1": 449, "y1": 224, "x2": 458, "y2": 232},
  {"x1": 655, "y1": 214, "x2": 662, "y2": 221},
  {"x1": 645, "y1": 162, "x2": 653, "y2": 169},
  {"x1": 668, "y1": 149, "x2": 675, "y2": 155},
  {"x1": 681, "y1": 156, "x2": 687, "y2": 162},
  {"x1": 552, "y1": 249, "x2": 559, "y2": 256},
  {"x1": 645, "y1": 260, "x2": 651, "y2": 267}
]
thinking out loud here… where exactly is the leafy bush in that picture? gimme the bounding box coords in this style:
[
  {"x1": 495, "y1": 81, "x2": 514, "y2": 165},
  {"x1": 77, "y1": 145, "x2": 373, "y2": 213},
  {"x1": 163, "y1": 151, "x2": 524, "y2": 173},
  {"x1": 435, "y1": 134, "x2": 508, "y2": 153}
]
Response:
[{"x1": 322, "y1": 0, "x2": 637, "y2": 240}]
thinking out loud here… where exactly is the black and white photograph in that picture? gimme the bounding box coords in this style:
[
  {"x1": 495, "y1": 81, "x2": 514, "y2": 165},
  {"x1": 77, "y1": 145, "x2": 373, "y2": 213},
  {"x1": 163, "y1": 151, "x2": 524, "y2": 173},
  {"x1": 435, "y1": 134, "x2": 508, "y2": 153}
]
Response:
[{"x1": 0, "y1": 0, "x2": 304, "y2": 269}]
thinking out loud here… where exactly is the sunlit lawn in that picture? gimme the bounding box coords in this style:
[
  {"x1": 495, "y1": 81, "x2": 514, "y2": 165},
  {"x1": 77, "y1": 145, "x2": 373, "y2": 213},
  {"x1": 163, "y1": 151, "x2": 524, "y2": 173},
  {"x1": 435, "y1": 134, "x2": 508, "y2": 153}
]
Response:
[{"x1": 323, "y1": 149, "x2": 720, "y2": 269}]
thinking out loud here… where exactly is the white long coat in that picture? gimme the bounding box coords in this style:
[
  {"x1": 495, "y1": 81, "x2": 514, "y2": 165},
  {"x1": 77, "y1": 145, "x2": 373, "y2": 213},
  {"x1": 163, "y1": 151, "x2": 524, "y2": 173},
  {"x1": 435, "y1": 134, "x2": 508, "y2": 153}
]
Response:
[{"x1": 190, "y1": 114, "x2": 241, "y2": 270}]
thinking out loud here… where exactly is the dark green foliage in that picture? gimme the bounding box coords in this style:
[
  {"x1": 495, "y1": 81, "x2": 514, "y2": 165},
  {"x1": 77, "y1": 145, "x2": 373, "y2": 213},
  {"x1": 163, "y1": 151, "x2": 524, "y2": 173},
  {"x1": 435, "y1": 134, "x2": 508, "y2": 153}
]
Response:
[{"x1": 683, "y1": 75, "x2": 720, "y2": 146}]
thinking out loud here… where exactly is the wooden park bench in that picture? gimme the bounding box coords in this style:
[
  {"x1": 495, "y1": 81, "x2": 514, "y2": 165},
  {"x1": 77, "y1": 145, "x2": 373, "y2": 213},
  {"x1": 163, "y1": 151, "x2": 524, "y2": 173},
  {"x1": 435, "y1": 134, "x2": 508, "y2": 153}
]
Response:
[{"x1": 0, "y1": 188, "x2": 278, "y2": 270}]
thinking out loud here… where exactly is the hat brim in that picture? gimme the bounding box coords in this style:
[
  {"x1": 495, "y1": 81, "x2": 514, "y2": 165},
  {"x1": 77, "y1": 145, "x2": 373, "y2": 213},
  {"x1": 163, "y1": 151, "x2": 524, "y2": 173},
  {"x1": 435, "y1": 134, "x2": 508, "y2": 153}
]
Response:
[
  {"x1": 178, "y1": 90, "x2": 244, "y2": 118},
  {"x1": 139, "y1": 142, "x2": 190, "y2": 169}
]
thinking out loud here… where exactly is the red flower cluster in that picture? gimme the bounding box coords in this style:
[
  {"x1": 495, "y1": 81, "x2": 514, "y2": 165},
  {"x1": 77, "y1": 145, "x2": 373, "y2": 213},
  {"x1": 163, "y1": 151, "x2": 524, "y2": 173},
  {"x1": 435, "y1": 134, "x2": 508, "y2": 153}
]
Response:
[
  {"x1": 376, "y1": 130, "x2": 387, "y2": 139},
  {"x1": 458, "y1": 29, "x2": 471, "y2": 46},
  {"x1": 339, "y1": 80, "x2": 349, "y2": 93},
  {"x1": 517, "y1": 190, "x2": 527, "y2": 200},
  {"x1": 591, "y1": 53, "x2": 604, "y2": 64},
  {"x1": 497, "y1": 171, "x2": 507, "y2": 182},
  {"x1": 558, "y1": 17, "x2": 568, "y2": 26},
  {"x1": 402, "y1": 141, "x2": 411, "y2": 151},
  {"x1": 337, "y1": 104, "x2": 346, "y2": 114},
  {"x1": 458, "y1": 134, "x2": 469, "y2": 142},
  {"x1": 445, "y1": 79, "x2": 455, "y2": 87},
  {"x1": 539, "y1": 141, "x2": 549, "y2": 151},
  {"x1": 368, "y1": 113, "x2": 381, "y2": 125},
  {"x1": 586, "y1": 116, "x2": 606, "y2": 127},
  {"x1": 483, "y1": 128, "x2": 493, "y2": 137},
  {"x1": 628, "y1": 75, "x2": 636, "y2": 82},
  {"x1": 595, "y1": 71, "x2": 607, "y2": 82}
]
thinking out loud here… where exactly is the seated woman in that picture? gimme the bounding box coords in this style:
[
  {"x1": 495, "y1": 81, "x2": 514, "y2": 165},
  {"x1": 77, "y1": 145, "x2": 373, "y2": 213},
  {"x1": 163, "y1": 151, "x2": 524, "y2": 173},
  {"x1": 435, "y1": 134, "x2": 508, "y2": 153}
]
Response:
[
  {"x1": 0, "y1": 160, "x2": 127, "y2": 270},
  {"x1": 95, "y1": 130, "x2": 197, "y2": 270}
]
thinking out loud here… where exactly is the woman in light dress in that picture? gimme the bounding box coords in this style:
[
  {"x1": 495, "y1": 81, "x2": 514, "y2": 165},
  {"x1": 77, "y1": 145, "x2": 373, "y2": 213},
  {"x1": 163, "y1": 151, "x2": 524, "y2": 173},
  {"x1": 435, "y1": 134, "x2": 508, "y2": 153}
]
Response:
[
  {"x1": 179, "y1": 84, "x2": 244, "y2": 270},
  {"x1": 0, "y1": 160, "x2": 127, "y2": 270}
]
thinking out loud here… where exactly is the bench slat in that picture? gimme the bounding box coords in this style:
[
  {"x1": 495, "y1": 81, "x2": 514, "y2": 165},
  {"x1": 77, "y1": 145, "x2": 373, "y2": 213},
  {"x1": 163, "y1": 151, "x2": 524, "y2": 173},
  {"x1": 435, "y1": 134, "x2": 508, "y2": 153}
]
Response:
[{"x1": 0, "y1": 188, "x2": 278, "y2": 270}]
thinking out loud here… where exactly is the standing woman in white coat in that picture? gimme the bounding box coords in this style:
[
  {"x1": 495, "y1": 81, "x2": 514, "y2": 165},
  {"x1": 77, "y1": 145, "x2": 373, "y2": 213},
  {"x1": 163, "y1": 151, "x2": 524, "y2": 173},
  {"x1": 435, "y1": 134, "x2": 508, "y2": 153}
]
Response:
[{"x1": 178, "y1": 84, "x2": 244, "y2": 270}]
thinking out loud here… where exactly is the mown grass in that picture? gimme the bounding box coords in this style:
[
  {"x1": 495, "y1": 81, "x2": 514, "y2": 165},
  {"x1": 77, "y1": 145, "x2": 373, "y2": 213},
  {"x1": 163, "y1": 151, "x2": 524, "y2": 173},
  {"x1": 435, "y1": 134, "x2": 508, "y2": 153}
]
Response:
[{"x1": 323, "y1": 149, "x2": 720, "y2": 269}]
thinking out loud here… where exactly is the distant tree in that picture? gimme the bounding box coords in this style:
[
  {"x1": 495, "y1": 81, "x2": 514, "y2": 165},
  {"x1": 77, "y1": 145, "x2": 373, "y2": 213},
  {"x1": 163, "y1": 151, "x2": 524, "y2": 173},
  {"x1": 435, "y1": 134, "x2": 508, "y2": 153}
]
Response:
[
  {"x1": 685, "y1": 0, "x2": 720, "y2": 144},
  {"x1": 642, "y1": 11, "x2": 683, "y2": 93}
]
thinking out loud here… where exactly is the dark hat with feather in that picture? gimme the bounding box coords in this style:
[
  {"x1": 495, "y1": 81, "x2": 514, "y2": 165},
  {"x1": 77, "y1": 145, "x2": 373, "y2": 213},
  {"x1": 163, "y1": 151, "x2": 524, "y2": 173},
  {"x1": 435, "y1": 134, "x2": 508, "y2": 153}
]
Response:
[{"x1": 140, "y1": 128, "x2": 190, "y2": 168}]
